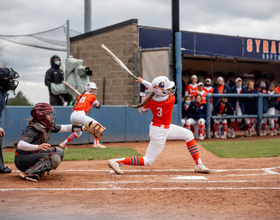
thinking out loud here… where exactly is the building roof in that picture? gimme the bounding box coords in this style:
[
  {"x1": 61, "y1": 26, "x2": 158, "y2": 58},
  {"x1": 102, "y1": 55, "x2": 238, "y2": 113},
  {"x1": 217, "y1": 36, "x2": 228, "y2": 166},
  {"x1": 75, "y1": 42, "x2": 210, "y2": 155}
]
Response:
[{"x1": 70, "y1": 19, "x2": 138, "y2": 42}]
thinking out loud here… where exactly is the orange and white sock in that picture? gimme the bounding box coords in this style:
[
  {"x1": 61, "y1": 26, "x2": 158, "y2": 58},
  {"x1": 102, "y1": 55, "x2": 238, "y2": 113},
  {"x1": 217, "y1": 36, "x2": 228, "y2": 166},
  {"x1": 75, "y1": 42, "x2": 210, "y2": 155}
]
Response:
[
  {"x1": 214, "y1": 123, "x2": 219, "y2": 136},
  {"x1": 199, "y1": 124, "x2": 204, "y2": 137},
  {"x1": 62, "y1": 133, "x2": 78, "y2": 145},
  {"x1": 94, "y1": 137, "x2": 99, "y2": 145},
  {"x1": 223, "y1": 123, "x2": 228, "y2": 136},
  {"x1": 115, "y1": 156, "x2": 145, "y2": 166},
  {"x1": 186, "y1": 139, "x2": 201, "y2": 165}
]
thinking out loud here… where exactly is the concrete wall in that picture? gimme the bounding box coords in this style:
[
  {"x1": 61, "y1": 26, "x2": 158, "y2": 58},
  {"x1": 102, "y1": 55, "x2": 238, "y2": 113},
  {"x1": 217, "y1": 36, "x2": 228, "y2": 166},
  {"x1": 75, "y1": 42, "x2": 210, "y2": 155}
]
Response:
[{"x1": 71, "y1": 23, "x2": 138, "y2": 105}]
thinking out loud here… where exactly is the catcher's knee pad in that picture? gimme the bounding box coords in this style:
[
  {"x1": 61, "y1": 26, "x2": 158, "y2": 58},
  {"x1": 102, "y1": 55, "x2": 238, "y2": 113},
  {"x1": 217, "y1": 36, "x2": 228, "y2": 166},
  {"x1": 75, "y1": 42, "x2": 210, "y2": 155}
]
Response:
[
  {"x1": 49, "y1": 152, "x2": 62, "y2": 170},
  {"x1": 55, "y1": 147, "x2": 64, "y2": 160},
  {"x1": 26, "y1": 155, "x2": 52, "y2": 177}
]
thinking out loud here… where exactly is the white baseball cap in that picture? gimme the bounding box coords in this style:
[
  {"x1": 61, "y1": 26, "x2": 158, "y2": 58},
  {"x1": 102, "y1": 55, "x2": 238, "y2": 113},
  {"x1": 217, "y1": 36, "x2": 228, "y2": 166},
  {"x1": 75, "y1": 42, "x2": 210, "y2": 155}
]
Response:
[
  {"x1": 217, "y1": 77, "x2": 224, "y2": 82},
  {"x1": 205, "y1": 78, "x2": 212, "y2": 83},
  {"x1": 235, "y1": 77, "x2": 242, "y2": 82},
  {"x1": 191, "y1": 75, "x2": 197, "y2": 79},
  {"x1": 198, "y1": 82, "x2": 204, "y2": 86}
]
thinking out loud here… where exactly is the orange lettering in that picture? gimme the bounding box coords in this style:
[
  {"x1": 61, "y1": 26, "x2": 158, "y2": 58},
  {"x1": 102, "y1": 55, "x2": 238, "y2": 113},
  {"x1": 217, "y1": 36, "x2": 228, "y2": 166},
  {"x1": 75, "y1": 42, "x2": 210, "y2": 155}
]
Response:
[
  {"x1": 255, "y1": 40, "x2": 261, "y2": 53},
  {"x1": 247, "y1": 39, "x2": 253, "y2": 52},
  {"x1": 263, "y1": 41, "x2": 269, "y2": 53},
  {"x1": 271, "y1": 41, "x2": 276, "y2": 54}
]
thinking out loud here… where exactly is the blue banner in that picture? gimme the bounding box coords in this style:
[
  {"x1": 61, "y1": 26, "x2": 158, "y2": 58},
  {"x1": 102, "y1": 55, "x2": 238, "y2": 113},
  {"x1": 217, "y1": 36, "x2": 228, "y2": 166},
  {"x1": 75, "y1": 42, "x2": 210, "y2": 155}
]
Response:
[{"x1": 139, "y1": 27, "x2": 280, "y2": 61}]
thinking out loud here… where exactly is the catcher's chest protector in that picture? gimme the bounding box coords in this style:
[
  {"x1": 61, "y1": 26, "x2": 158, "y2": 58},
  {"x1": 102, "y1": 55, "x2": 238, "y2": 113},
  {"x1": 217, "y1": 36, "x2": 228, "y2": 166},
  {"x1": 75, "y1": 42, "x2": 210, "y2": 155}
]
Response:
[{"x1": 28, "y1": 123, "x2": 52, "y2": 145}]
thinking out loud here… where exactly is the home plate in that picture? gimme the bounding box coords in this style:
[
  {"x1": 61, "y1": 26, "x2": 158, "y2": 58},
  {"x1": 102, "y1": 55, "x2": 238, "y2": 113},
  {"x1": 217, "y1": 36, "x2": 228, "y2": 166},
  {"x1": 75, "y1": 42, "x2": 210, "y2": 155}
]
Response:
[{"x1": 173, "y1": 176, "x2": 207, "y2": 180}]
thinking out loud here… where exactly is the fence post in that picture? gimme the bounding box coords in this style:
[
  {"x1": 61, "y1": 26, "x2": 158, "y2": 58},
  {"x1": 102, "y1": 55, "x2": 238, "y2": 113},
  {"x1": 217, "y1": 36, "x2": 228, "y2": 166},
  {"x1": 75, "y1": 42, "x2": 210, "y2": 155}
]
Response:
[
  {"x1": 257, "y1": 93, "x2": 263, "y2": 136},
  {"x1": 206, "y1": 94, "x2": 211, "y2": 138}
]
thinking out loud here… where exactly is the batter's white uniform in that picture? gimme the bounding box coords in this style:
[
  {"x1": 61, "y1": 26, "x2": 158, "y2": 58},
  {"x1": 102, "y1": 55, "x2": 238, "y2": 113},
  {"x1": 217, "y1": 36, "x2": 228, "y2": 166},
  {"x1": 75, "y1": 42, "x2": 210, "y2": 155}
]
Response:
[{"x1": 139, "y1": 81, "x2": 196, "y2": 166}]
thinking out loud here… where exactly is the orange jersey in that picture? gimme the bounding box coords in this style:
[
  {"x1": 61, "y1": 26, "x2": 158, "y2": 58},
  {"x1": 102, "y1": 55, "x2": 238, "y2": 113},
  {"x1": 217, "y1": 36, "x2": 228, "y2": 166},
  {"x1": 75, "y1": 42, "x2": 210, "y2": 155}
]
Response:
[
  {"x1": 144, "y1": 93, "x2": 175, "y2": 126},
  {"x1": 185, "y1": 84, "x2": 198, "y2": 98},
  {"x1": 203, "y1": 86, "x2": 214, "y2": 103},
  {"x1": 193, "y1": 90, "x2": 207, "y2": 104},
  {"x1": 275, "y1": 86, "x2": 280, "y2": 101},
  {"x1": 73, "y1": 92, "x2": 98, "y2": 114}
]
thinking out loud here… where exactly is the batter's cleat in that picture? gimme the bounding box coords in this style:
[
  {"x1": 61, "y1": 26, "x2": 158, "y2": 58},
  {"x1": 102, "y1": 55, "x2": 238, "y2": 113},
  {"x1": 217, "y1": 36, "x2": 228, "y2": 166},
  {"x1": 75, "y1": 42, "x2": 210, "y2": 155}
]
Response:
[
  {"x1": 0, "y1": 165, "x2": 12, "y2": 173},
  {"x1": 195, "y1": 163, "x2": 210, "y2": 174},
  {"x1": 58, "y1": 143, "x2": 68, "y2": 150},
  {"x1": 19, "y1": 172, "x2": 39, "y2": 182},
  {"x1": 93, "y1": 143, "x2": 106, "y2": 148},
  {"x1": 108, "y1": 159, "x2": 124, "y2": 175}
]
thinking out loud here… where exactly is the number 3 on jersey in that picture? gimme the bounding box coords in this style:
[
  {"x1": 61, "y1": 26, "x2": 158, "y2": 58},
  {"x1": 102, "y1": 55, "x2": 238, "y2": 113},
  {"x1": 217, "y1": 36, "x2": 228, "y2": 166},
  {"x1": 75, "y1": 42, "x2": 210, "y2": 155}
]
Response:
[{"x1": 157, "y1": 107, "x2": 162, "y2": 117}]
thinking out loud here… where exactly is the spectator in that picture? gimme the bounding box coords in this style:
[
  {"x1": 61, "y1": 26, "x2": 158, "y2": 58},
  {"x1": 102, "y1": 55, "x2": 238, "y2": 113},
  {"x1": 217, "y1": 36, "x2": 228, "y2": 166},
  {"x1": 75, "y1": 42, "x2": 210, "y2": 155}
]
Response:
[
  {"x1": 182, "y1": 96, "x2": 191, "y2": 127},
  {"x1": 228, "y1": 77, "x2": 247, "y2": 138},
  {"x1": 45, "y1": 55, "x2": 64, "y2": 106},
  {"x1": 212, "y1": 77, "x2": 230, "y2": 105},
  {"x1": 185, "y1": 94, "x2": 206, "y2": 140},
  {"x1": 203, "y1": 78, "x2": 214, "y2": 113},
  {"x1": 274, "y1": 80, "x2": 280, "y2": 134},
  {"x1": 185, "y1": 75, "x2": 198, "y2": 99},
  {"x1": 0, "y1": 68, "x2": 19, "y2": 173},
  {"x1": 193, "y1": 82, "x2": 207, "y2": 104},
  {"x1": 244, "y1": 80, "x2": 257, "y2": 136},
  {"x1": 261, "y1": 83, "x2": 278, "y2": 136},
  {"x1": 212, "y1": 97, "x2": 234, "y2": 139}
]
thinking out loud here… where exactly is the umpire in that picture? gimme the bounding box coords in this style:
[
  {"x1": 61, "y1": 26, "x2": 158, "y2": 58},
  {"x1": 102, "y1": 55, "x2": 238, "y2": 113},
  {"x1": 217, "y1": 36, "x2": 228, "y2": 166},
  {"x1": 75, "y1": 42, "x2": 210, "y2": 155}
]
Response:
[
  {"x1": 44, "y1": 55, "x2": 64, "y2": 106},
  {"x1": 0, "y1": 67, "x2": 19, "y2": 173}
]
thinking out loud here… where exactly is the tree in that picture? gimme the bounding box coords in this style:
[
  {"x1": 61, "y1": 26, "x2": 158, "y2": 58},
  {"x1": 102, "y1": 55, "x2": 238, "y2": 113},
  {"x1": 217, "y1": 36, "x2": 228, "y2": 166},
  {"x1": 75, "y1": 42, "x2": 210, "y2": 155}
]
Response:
[{"x1": 7, "y1": 91, "x2": 33, "y2": 106}]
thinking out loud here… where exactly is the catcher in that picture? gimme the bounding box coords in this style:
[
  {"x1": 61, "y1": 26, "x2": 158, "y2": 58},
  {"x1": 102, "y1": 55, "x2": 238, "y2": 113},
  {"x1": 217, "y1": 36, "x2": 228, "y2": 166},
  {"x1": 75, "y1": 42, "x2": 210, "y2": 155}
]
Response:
[
  {"x1": 59, "y1": 82, "x2": 106, "y2": 149},
  {"x1": 15, "y1": 102, "x2": 103, "y2": 182}
]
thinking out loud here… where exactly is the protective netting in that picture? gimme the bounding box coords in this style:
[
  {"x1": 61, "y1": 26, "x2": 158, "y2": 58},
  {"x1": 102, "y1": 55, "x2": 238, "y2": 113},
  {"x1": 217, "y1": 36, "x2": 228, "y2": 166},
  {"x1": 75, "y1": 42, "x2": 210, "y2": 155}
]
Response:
[{"x1": 0, "y1": 24, "x2": 81, "y2": 51}]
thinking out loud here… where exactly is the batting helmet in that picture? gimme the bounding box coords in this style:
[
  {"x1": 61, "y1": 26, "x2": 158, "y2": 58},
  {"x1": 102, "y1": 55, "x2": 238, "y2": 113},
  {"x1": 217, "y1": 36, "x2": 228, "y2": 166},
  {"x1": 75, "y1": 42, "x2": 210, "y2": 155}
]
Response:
[
  {"x1": 31, "y1": 103, "x2": 56, "y2": 129},
  {"x1": 152, "y1": 76, "x2": 175, "y2": 96},
  {"x1": 85, "y1": 82, "x2": 97, "y2": 92}
]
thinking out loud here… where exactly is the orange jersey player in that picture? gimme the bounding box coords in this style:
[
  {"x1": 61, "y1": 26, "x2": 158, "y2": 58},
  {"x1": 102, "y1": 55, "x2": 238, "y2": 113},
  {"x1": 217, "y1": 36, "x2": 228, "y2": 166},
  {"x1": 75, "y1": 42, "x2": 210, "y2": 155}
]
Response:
[
  {"x1": 108, "y1": 76, "x2": 210, "y2": 175},
  {"x1": 192, "y1": 82, "x2": 207, "y2": 104},
  {"x1": 59, "y1": 82, "x2": 106, "y2": 149},
  {"x1": 185, "y1": 74, "x2": 198, "y2": 98}
]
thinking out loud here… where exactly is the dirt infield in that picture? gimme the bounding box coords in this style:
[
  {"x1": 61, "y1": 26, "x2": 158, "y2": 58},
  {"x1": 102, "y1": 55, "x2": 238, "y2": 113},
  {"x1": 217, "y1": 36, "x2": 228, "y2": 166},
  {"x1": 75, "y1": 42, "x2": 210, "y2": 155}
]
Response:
[{"x1": 0, "y1": 140, "x2": 279, "y2": 220}]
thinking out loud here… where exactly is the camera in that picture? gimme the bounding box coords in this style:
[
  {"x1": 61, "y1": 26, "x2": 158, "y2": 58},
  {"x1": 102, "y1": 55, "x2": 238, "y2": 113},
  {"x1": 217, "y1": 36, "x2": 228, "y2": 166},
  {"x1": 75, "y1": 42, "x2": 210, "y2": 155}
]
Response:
[{"x1": 85, "y1": 67, "x2": 92, "y2": 76}]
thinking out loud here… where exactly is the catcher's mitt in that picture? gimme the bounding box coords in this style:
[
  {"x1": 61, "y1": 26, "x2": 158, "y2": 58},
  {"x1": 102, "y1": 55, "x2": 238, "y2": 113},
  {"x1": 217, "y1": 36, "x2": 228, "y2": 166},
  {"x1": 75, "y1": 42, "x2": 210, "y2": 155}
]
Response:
[{"x1": 84, "y1": 121, "x2": 106, "y2": 140}]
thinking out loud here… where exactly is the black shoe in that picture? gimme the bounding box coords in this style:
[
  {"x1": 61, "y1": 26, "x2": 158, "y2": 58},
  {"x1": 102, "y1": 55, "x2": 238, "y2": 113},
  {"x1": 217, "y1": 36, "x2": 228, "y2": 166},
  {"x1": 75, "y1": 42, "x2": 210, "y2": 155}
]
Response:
[{"x1": 0, "y1": 166, "x2": 12, "y2": 173}]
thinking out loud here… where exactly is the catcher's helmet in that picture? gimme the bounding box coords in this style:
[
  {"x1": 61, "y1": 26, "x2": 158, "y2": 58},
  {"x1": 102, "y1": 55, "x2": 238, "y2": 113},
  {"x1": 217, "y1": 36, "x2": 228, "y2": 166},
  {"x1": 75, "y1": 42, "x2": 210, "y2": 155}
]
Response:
[
  {"x1": 85, "y1": 82, "x2": 97, "y2": 92},
  {"x1": 152, "y1": 76, "x2": 175, "y2": 96},
  {"x1": 31, "y1": 103, "x2": 56, "y2": 129}
]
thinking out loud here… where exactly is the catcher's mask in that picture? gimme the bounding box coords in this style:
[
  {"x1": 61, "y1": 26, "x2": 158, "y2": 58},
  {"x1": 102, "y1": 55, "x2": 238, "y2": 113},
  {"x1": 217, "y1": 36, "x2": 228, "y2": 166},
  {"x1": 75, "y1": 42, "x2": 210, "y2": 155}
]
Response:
[
  {"x1": 0, "y1": 68, "x2": 19, "y2": 95},
  {"x1": 31, "y1": 103, "x2": 56, "y2": 130}
]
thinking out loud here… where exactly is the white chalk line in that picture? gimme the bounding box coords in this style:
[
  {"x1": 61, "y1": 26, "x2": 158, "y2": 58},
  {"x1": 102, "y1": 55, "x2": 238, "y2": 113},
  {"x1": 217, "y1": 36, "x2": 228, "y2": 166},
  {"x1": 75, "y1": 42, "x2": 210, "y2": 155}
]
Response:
[
  {"x1": 79, "y1": 179, "x2": 278, "y2": 184},
  {"x1": 0, "y1": 187, "x2": 279, "y2": 192},
  {"x1": 55, "y1": 166, "x2": 280, "y2": 173}
]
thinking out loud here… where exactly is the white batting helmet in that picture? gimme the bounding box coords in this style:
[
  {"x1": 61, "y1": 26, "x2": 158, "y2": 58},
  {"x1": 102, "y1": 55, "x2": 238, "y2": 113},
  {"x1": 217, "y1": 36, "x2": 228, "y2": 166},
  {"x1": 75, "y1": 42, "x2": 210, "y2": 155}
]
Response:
[
  {"x1": 152, "y1": 76, "x2": 175, "y2": 96},
  {"x1": 85, "y1": 82, "x2": 97, "y2": 92}
]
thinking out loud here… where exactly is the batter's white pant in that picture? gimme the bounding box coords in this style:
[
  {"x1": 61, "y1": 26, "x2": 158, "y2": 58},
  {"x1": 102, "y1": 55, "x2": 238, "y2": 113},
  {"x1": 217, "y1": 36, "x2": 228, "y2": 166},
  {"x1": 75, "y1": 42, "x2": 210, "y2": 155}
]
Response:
[
  {"x1": 143, "y1": 122, "x2": 194, "y2": 166},
  {"x1": 231, "y1": 101, "x2": 242, "y2": 123},
  {"x1": 262, "y1": 107, "x2": 275, "y2": 129}
]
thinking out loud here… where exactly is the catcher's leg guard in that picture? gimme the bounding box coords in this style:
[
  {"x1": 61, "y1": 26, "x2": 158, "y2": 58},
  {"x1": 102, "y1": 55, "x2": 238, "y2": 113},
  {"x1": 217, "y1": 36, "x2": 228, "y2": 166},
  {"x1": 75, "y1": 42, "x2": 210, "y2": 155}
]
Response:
[
  {"x1": 55, "y1": 147, "x2": 64, "y2": 160},
  {"x1": 25, "y1": 153, "x2": 62, "y2": 177}
]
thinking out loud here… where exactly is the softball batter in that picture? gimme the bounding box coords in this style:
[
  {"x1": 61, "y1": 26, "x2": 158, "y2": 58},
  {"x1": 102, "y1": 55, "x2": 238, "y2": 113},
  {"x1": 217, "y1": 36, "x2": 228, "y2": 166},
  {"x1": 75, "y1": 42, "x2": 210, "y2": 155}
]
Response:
[
  {"x1": 59, "y1": 82, "x2": 106, "y2": 149},
  {"x1": 108, "y1": 76, "x2": 210, "y2": 175}
]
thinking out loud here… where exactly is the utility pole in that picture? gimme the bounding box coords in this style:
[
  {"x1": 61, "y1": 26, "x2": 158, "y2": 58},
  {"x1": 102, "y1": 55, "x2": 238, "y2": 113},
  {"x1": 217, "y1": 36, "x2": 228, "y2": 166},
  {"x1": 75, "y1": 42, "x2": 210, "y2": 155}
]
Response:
[
  {"x1": 84, "y1": 0, "x2": 92, "y2": 33},
  {"x1": 172, "y1": 0, "x2": 182, "y2": 125}
]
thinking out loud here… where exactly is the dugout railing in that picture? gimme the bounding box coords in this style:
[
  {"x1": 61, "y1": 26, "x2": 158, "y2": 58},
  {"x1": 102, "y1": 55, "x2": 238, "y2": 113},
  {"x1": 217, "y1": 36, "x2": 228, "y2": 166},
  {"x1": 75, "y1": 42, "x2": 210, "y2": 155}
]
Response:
[{"x1": 206, "y1": 93, "x2": 280, "y2": 138}]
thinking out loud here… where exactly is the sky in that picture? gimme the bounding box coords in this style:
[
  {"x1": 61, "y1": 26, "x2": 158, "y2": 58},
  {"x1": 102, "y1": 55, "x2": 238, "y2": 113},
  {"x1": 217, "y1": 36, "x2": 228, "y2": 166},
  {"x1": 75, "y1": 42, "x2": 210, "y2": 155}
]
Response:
[{"x1": 1, "y1": 0, "x2": 280, "y2": 104}]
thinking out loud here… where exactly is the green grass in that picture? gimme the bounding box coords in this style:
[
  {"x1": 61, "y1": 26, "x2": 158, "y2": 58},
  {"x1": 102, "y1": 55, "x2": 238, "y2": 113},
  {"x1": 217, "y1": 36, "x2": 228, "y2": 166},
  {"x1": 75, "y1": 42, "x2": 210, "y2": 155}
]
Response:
[
  {"x1": 201, "y1": 138, "x2": 280, "y2": 158},
  {"x1": 3, "y1": 147, "x2": 142, "y2": 163}
]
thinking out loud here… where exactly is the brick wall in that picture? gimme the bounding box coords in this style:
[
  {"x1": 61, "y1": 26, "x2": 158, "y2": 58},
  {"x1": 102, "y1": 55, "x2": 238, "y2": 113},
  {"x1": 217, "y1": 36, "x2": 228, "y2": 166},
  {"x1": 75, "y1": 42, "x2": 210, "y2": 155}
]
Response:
[{"x1": 71, "y1": 24, "x2": 138, "y2": 105}]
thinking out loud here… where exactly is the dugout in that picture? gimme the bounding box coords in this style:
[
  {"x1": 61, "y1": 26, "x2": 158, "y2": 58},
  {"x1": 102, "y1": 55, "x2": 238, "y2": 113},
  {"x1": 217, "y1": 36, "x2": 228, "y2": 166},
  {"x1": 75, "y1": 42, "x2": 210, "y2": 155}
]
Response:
[{"x1": 71, "y1": 19, "x2": 280, "y2": 107}]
